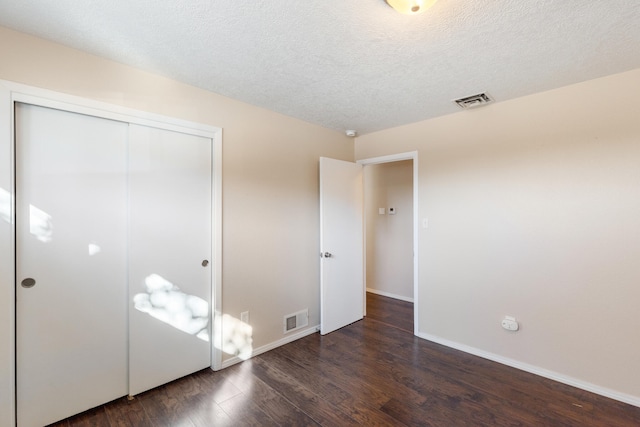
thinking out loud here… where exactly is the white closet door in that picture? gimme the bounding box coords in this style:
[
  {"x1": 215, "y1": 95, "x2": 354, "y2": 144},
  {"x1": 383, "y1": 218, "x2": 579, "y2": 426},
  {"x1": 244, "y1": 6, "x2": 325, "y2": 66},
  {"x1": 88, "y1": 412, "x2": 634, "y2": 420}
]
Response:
[
  {"x1": 15, "y1": 103, "x2": 128, "y2": 427},
  {"x1": 128, "y1": 124, "x2": 212, "y2": 395}
]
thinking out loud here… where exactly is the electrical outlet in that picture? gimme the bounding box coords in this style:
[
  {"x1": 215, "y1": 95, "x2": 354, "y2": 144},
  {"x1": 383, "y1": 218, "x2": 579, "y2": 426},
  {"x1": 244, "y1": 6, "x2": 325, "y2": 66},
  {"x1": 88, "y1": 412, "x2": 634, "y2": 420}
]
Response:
[{"x1": 501, "y1": 316, "x2": 519, "y2": 331}]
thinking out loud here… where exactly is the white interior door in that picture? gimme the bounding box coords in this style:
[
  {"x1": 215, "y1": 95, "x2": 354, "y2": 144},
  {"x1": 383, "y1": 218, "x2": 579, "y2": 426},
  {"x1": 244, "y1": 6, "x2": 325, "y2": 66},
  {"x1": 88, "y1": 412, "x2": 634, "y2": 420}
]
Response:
[
  {"x1": 319, "y1": 157, "x2": 364, "y2": 335},
  {"x1": 15, "y1": 103, "x2": 128, "y2": 427},
  {"x1": 128, "y1": 124, "x2": 212, "y2": 395}
]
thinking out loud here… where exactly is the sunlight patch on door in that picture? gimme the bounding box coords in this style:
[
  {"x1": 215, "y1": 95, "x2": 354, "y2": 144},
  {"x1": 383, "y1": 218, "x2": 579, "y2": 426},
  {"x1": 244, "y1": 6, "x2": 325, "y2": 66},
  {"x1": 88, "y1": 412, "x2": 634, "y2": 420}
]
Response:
[
  {"x1": 214, "y1": 313, "x2": 253, "y2": 360},
  {"x1": 133, "y1": 274, "x2": 209, "y2": 341},
  {"x1": 0, "y1": 187, "x2": 10, "y2": 224},
  {"x1": 88, "y1": 243, "x2": 101, "y2": 256},
  {"x1": 29, "y1": 204, "x2": 53, "y2": 242}
]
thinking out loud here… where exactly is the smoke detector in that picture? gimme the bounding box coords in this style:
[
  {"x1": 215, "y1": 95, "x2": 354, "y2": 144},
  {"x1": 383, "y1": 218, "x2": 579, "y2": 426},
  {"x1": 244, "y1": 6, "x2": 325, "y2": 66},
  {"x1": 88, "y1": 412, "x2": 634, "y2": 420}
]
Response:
[
  {"x1": 345, "y1": 130, "x2": 357, "y2": 137},
  {"x1": 453, "y1": 93, "x2": 494, "y2": 109}
]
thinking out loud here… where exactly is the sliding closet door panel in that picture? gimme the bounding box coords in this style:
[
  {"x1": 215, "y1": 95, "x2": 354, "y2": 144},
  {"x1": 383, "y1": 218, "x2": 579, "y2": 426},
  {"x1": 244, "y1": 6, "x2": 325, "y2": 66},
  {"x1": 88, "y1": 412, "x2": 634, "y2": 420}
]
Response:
[
  {"x1": 15, "y1": 103, "x2": 128, "y2": 427},
  {"x1": 128, "y1": 124, "x2": 212, "y2": 395}
]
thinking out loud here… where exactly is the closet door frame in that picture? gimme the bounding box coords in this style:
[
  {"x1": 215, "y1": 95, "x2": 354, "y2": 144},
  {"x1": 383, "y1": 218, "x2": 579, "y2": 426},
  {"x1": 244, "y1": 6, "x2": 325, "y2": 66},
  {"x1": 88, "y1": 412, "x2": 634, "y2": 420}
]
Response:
[{"x1": 0, "y1": 80, "x2": 223, "y2": 427}]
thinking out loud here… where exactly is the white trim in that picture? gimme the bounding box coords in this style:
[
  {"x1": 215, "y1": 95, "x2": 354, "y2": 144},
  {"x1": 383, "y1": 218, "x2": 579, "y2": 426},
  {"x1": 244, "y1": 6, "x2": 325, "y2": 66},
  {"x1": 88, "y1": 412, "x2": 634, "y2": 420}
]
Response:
[
  {"x1": 218, "y1": 325, "x2": 320, "y2": 370},
  {"x1": 1, "y1": 80, "x2": 224, "y2": 423},
  {"x1": 417, "y1": 332, "x2": 640, "y2": 408},
  {"x1": 211, "y1": 129, "x2": 223, "y2": 371},
  {"x1": 356, "y1": 151, "x2": 417, "y2": 166},
  {"x1": 366, "y1": 288, "x2": 414, "y2": 303},
  {"x1": 0, "y1": 81, "x2": 16, "y2": 427},
  {"x1": 1, "y1": 80, "x2": 218, "y2": 137},
  {"x1": 358, "y1": 151, "x2": 419, "y2": 335}
]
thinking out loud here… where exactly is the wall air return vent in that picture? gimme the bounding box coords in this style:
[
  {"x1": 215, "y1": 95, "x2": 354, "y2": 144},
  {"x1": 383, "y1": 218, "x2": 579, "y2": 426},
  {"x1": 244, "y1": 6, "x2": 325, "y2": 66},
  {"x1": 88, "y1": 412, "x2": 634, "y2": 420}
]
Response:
[
  {"x1": 453, "y1": 92, "x2": 494, "y2": 109},
  {"x1": 284, "y1": 309, "x2": 309, "y2": 333}
]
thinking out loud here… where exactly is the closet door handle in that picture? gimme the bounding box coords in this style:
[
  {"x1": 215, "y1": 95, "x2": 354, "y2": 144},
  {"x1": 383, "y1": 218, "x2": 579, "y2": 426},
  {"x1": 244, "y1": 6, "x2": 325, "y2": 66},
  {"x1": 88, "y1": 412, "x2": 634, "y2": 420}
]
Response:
[
  {"x1": 201, "y1": 260, "x2": 209, "y2": 267},
  {"x1": 21, "y1": 278, "x2": 36, "y2": 288}
]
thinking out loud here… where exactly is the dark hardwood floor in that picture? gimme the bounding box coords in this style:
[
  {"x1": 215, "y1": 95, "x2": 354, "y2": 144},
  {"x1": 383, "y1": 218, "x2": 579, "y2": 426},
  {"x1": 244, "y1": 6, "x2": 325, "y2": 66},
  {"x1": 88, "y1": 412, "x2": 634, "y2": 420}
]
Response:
[
  {"x1": 365, "y1": 291, "x2": 413, "y2": 333},
  {"x1": 49, "y1": 293, "x2": 640, "y2": 426}
]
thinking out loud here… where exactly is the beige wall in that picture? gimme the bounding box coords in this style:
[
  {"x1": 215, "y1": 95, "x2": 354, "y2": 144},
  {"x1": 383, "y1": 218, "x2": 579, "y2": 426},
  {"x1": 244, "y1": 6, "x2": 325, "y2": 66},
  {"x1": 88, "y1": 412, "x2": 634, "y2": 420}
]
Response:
[
  {"x1": 356, "y1": 68, "x2": 640, "y2": 403},
  {"x1": 364, "y1": 160, "x2": 413, "y2": 300},
  {"x1": 0, "y1": 26, "x2": 353, "y2": 424}
]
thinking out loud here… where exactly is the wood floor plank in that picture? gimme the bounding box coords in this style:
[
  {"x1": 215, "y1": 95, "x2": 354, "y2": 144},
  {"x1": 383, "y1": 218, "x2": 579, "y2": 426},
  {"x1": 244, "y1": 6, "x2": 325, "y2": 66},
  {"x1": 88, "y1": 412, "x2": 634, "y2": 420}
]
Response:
[
  {"x1": 254, "y1": 352, "x2": 403, "y2": 426},
  {"x1": 188, "y1": 368, "x2": 243, "y2": 405},
  {"x1": 217, "y1": 393, "x2": 280, "y2": 426},
  {"x1": 58, "y1": 405, "x2": 111, "y2": 427},
  {"x1": 103, "y1": 397, "x2": 153, "y2": 427},
  {"x1": 247, "y1": 357, "x2": 361, "y2": 426},
  {"x1": 381, "y1": 397, "x2": 453, "y2": 427},
  {"x1": 135, "y1": 380, "x2": 204, "y2": 426},
  {"x1": 47, "y1": 419, "x2": 70, "y2": 427},
  {"x1": 177, "y1": 395, "x2": 233, "y2": 427},
  {"x1": 366, "y1": 292, "x2": 413, "y2": 332},
  {"x1": 219, "y1": 360, "x2": 321, "y2": 426},
  {"x1": 270, "y1": 343, "x2": 393, "y2": 409},
  {"x1": 261, "y1": 347, "x2": 392, "y2": 408}
]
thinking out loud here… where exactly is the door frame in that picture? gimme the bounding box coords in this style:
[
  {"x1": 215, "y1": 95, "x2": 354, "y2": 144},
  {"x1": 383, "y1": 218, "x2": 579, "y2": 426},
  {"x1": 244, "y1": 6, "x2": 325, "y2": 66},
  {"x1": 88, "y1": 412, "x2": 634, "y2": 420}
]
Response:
[
  {"x1": 357, "y1": 151, "x2": 418, "y2": 334},
  {"x1": 0, "y1": 80, "x2": 223, "y2": 426}
]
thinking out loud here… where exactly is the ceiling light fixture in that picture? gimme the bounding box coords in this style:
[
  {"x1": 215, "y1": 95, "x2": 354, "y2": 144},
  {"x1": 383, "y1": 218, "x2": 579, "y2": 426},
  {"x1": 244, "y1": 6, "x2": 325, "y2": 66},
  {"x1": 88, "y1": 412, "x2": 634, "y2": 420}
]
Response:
[{"x1": 385, "y1": 0, "x2": 438, "y2": 15}]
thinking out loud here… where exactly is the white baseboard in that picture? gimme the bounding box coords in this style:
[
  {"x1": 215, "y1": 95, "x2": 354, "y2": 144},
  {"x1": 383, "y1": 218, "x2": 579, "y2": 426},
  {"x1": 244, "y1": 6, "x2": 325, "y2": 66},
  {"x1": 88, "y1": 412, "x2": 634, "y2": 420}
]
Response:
[
  {"x1": 216, "y1": 325, "x2": 320, "y2": 370},
  {"x1": 366, "y1": 288, "x2": 414, "y2": 303},
  {"x1": 416, "y1": 332, "x2": 640, "y2": 408}
]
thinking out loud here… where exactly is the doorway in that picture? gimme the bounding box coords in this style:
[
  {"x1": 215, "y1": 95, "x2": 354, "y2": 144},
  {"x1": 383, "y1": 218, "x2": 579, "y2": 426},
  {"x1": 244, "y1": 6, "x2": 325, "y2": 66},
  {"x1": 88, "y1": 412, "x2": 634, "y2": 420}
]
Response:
[{"x1": 358, "y1": 152, "x2": 418, "y2": 334}]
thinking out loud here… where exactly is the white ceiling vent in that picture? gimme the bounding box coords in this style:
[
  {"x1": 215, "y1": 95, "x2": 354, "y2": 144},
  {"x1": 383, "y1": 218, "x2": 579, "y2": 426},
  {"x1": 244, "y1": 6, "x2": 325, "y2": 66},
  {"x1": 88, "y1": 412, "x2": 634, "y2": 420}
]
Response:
[{"x1": 453, "y1": 93, "x2": 494, "y2": 109}]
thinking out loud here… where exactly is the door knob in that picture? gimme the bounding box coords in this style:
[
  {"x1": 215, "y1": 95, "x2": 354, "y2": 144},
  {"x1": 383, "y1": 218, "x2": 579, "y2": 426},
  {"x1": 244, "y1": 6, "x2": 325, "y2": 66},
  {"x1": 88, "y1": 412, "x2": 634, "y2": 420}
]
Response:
[
  {"x1": 323, "y1": 252, "x2": 332, "y2": 258},
  {"x1": 21, "y1": 278, "x2": 36, "y2": 288},
  {"x1": 201, "y1": 260, "x2": 209, "y2": 267}
]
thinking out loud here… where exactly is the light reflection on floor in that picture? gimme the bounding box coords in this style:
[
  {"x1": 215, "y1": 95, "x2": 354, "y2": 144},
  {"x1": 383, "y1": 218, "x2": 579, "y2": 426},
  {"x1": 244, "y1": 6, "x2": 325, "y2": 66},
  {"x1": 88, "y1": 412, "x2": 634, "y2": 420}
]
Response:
[{"x1": 134, "y1": 273, "x2": 210, "y2": 341}]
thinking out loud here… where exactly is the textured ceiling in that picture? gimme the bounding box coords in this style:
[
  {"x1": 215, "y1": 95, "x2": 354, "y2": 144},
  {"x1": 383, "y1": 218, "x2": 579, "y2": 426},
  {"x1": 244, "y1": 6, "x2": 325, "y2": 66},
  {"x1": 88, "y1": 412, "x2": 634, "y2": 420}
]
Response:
[{"x1": 1, "y1": 1, "x2": 640, "y2": 135}]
